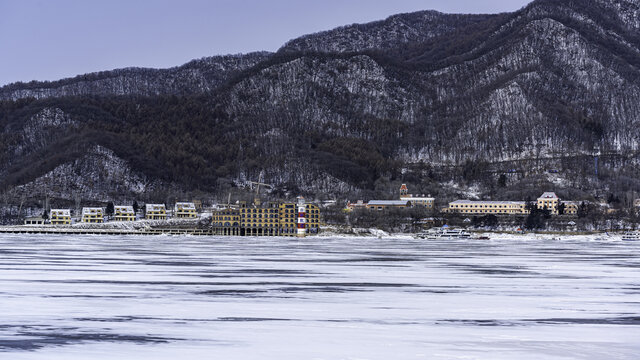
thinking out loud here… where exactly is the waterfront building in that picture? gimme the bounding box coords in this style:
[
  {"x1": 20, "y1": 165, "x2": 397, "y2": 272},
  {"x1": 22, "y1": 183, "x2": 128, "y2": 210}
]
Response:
[
  {"x1": 537, "y1": 192, "x2": 560, "y2": 214},
  {"x1": 447, "y1": 200, "x2": 528, "y2": 215},
  {"x1": 145, "y1": 204, "x2": 167, "y2": 220},
  {"x1": 82, "y1": 208, "x2": 104, "y2": 223},
  {"x1": 212, "y1": 198, "x2": 321, "y2": 237},
  {"x1": 50, "y1": 209, "x2": 71, "y2": 225},
  {"x1": 305, "y1": 202, "x2": 321, "y2": 235},
  {"x1": 114, "y1": 206, "x2": 135, "y2": 221},
  {"x1": 240, "y1": 201, "x2": 281, "y2": 236},
  {"x1": 211, "y1": 207, "x2": 241, "y2": 236},
  {"x1": 174, "y1": 202, "x2": 198, "y2": 218},
  {"x1": 24, "y1": 216, "x2": 45, "y2": 225},
  {"x1": 279, "y1": 202, "x2": 298, "y2": 235}
]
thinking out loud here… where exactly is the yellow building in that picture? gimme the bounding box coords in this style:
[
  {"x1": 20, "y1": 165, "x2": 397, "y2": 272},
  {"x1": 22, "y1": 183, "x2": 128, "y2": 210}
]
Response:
[
  {"x1": 447, "y1": 200, "x2": 528, "y2": 215},
  {"x1": 212, "y1": 199, "x2": 321, "y2": 237},
  {"x1": 174, "y1": 202, "x2": 197, "y2": 218},
  {"x1": 561, "y1": 201, "x2": 579, "y2": 215},
  {"x1": 114, "y1": 206, "x2": 135, "y2": 221},
  {"x1": 278, "y1": 202, "x2": 298, "y2": 236},
  {"x1": 50, "y1": 209, "x2": 71, "y2": 225},
  {"x1": 240, "y1": 201, "x2": 281, "y2": 236},
  {"x1": 537, "y1": 192, "x2": 560, "y2": 215},
  {"x1": 399, "y1": 184, "x2": 435, "y2": 209},
  {"x1": 305, "y1": 203, "x2": 321, "y2": 235},
  {"x1": 212, "y1": 208, "x2": 241, "y2": 235},
  {"x1": 82, "y1": 207, "x2": 104, "y2": 223},
  {"x1": 145, "y1": 204, "x2": 167, "y2": 220}
]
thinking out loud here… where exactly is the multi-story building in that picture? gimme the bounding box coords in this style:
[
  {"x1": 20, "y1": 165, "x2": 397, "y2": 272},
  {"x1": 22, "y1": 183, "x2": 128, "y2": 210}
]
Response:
[
  {"x1": 240, "y1": 201, "x2": 281, "y2": 236},
  {"x1": 399, "y1": 184, "x2": 435, "y2": 209},
  {"x1": 211, "y1": 208, "x2": 241, "y2": 235},
  {"x1": 305, "y1": 202, "x2": 321, "y2": 235},
  {"x1": 447, "y1": 200, "x2": 528, "y2": 215},
  {"x1": 538, "y1": 192, "x2": 560, "y2": 214},
  {"x1": 446, "y1": 193, "x2": 580, "y2": 217},
  {"x1": 145, "y1": 204, "x2": 167, "y2": 220},
  {"x1": 278, "y1": 202, "x2": 298, "y2": 236},
  {"x1": 114, "y1": 206, "x2": 135, "y2": 221},
  {"x1": 82, "y1": 207, "x2": 104, "y2": 223},
  {"x1": 212, "y1": 198, "x2": 321, "y2": 237},
  {"x1": 174, "y1": 202, "x2": 197, "y2": 218},
  {"x1": 50, "y1": 209, "x2": 72, "y2": 225}
]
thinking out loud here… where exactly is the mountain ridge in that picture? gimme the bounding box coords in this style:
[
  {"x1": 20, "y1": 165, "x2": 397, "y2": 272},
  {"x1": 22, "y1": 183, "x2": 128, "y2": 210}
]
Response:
[{"x1": 1, "y1": 0, "x2": 640, "y2": 206}]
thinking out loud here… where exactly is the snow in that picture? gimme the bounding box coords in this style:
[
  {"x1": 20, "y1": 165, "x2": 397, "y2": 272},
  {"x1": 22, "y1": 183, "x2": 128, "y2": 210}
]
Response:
[{"x1": 0, "y1": 234, "x2": 638, "y2": 359}]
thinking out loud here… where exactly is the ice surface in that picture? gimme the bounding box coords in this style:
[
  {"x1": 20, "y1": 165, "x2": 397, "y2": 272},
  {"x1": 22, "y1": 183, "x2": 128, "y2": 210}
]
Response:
[{"x1": 0, "y1": 234, "x2": 638, "y2": 359}]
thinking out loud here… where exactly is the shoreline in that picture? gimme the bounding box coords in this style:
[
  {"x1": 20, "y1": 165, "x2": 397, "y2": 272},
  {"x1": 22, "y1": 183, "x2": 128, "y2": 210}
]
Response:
[{"x1": 0, "y1": 224, "x2": 630, "y2": 238}]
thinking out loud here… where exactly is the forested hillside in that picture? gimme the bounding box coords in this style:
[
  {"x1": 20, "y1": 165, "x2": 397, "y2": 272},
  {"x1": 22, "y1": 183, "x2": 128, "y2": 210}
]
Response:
[{"x1": 1, "y1": 0, "x2": 640, "y2": 207}]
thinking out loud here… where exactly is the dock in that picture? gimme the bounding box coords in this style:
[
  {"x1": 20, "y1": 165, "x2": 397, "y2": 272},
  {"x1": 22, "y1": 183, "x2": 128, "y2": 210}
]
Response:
[{"x1": 0, "y1": 227, "x2": 216, "y2": 236}]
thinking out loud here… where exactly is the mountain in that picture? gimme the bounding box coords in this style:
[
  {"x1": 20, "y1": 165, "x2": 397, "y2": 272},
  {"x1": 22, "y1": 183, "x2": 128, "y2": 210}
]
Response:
[
  {"x1": 2, "y1": 0, "x2": 640, "y2": 206},
  {"x1": 0, "y1": 52, "x2": 271, "y2": 100},
  {"x1": 279, "y1": 10, "x2": 499, "y2": 53}
]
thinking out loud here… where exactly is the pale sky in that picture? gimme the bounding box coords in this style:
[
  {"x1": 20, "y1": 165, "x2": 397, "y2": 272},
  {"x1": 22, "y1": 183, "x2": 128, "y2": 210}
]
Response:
[{"x1": 0, "y1": 0, "x2": 533, "y2": 86}]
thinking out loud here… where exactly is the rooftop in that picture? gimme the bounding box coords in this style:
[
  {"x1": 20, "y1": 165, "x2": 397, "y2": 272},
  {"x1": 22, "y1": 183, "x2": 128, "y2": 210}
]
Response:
[
  {"x1": 401, "y1": 196, "x2": 434, "y2": 201},
  {"x1": 450, "y1": 200, "x2": 526, "y2": 205},
  {"x1": 175, "y1": 202, "x2": 196, "y2": 210},
  {"x1": 539, "y1": 192, "x2": 559, "y2": 199},
  {"x1": 368, "y1": 200, "x2": 410, "y2": 206},
  {"x1": 82, "y1": 208, "x2": 104, "y2": 215}
]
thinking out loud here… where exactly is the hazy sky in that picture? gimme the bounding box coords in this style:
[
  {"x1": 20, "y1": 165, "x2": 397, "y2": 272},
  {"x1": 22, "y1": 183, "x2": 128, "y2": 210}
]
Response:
[{"x1": 0, "y1": 0, "x2": 533, "y2": 86}]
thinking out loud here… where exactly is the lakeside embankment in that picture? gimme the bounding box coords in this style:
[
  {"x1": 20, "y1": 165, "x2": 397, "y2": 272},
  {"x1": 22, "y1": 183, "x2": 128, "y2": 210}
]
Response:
[{"x1": 0, "y1": 223, "x2": 629, "y2": 239}]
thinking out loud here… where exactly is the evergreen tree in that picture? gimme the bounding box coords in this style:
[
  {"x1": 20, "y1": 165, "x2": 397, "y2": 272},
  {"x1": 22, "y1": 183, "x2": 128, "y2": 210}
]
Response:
[{"x1": 106, "y1": 202, "x2": 114, "y2": 217}]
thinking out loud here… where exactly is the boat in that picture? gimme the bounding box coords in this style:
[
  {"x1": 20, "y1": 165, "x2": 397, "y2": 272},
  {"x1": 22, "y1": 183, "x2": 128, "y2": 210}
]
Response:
[
  {"x1": 621, "y1": 231, "x2": 640, "y2": 241},
  {"x1": 416, "y1": 225, "x2": 472, "y2": 239}
]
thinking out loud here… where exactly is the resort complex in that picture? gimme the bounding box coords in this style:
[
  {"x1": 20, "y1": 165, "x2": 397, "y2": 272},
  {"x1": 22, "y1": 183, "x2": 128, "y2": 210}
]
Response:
[{"x1": 18, "y1": 197, "x2": 323, "y2": 238}]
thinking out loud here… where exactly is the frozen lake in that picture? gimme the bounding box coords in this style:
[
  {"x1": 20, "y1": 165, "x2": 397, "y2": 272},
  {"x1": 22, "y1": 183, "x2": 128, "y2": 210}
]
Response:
[{"x1": 0, "y1": 234, "x2": 639, "y2": 359}]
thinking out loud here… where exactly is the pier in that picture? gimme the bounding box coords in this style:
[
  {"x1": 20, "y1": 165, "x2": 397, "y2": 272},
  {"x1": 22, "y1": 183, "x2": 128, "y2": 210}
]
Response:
[{"x1": 0, "y1": 227, "x2": 216, "y2": 236}]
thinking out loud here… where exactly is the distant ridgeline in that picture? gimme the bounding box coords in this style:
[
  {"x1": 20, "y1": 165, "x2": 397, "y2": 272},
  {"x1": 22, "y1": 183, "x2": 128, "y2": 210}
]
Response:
[{"x1": 1, "y1": 0, "x2": 640, "y2": 203}]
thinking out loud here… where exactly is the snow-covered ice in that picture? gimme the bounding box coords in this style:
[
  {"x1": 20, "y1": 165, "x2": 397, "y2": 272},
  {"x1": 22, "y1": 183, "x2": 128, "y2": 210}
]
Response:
[{"x1": 0, "y1": 234, "x2": 638, "y2": 359}]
